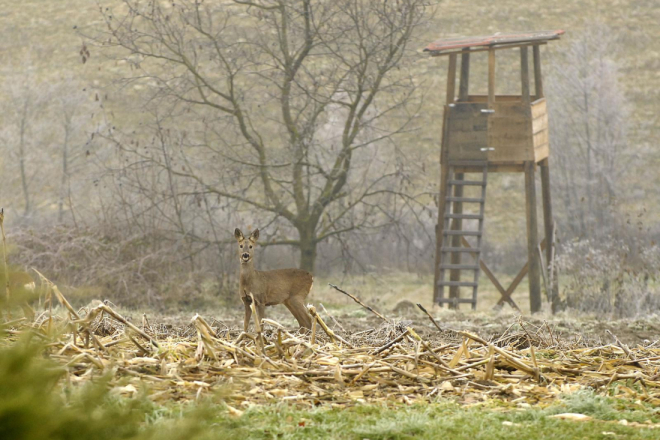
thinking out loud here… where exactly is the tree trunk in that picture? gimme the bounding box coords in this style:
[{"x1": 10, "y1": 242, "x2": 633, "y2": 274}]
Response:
[
  {"x1": 19, "y1": 118, "x2": 30, "y2": 217},
  {"x1": 58, "y1": 125, "x2": 70, "y2": 222},
  {"x1": 298, "y1": 226, "x2": 317, "y2": 273}
]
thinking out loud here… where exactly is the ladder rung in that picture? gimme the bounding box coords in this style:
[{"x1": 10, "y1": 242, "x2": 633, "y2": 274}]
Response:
[
  {"x1": 436, "y1": 298, "x2": 477, "y2": 304},
  {"x1": 448, "y1": 160, "x2": 488, "y2": 167},
  {"x1": 440, "y1": 264, "x2": 480, "y2": 270},
  {"x1": 437, "y1": 281, "x2": 479, "y2": 287},
  {"x1": 446, "y1": 197, "x2": 484, "y2": 203},
  {"x1": 441, "y1": 247, "x2": 479, "y2": 253},
  {"x1": 448, "y1": 180, "x2": 486, "y2": 186},
  {"x1": 444, "y1": 230, "x2": 481, "y2": 236},
  {"x1": 445, "y1": 213, "x2": 483, "y2": 220}
]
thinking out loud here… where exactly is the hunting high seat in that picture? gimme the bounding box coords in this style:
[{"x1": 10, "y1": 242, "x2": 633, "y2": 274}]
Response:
[{"x1": 424, "y1": 30, "x2": 564, "y2": 313}]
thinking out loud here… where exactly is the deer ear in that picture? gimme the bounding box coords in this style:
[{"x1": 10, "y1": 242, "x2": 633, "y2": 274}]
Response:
[
  {"x1": 249, "y1": 228, "x2": 259, "y2": 242},
  {"x1": 234, "y1": 228, "x2": 244, "y2": 241}
]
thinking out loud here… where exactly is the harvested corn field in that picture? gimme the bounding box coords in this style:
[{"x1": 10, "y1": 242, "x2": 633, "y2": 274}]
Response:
[{"x1": 4, "y1": 280, "x2": 660, "y2": 413}]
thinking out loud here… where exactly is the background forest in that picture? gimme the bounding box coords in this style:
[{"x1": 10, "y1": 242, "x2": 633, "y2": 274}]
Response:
[{"x1": 0, "y1": 0, "x2": 658, "y2": 315}]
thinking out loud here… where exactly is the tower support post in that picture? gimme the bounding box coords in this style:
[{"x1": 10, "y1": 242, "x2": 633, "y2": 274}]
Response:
[
  {"x1": 434, "y1": 158, "x2": 449, "y2": 304},
  {"x1": 540, "y1": 158, "x2": 560, "y2": 312},
  {"x1": 459, "y1": 49, "x2": 470, "y2": 101},
  {"x1": 525, "y1": 161, "x2": 542, "y2": 313},
  {"x1": 433, "y1": 54, "x2": 458, "y2": 305}
]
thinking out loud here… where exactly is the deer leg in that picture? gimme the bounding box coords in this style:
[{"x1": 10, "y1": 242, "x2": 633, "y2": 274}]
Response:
[
  {"x1": 241, "y1": 296, "x2": 252, "y2": 332},
  {"x1": 255, "y1": 302, "x2": 266, "y2": 329},
  {"x1": 285, "y1": 297, "x2": 312, "y2": 330},
  {"x1": 282, "y1": 300, "x2": 298, "y2": 326}
]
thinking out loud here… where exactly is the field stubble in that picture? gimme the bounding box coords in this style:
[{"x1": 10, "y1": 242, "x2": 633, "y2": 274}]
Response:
[{"x1": 4, "y1": 275, "x2": 660, "y2": 418}]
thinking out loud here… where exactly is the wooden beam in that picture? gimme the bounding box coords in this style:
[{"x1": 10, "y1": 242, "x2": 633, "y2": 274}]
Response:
[
  {"x1": 540, "y1": 158, "x2": 560, "y2": 312},
  {"x1": 540, "y1": 158, "x2": 553, "y2": 272},
  {"x1": 429, "y1": 42, "x2": 547, "y2": 58},
  {"x1": 497, "y1": 263, "x2": 528, "y2": 309},
  {"x1": 533, "y1": 45, "x2": 544, "y2": 99},
  {"x1": 525, "y1": 161, "x2": 542, "y2": 313},
  {"x1": 460, "y1": 237, "x2": 521, "y2": 312},
  {"x1": 520, "y1": 46, "x2": 530, "y2": 106},
  {"x1": 454, "y1": 163, "x2": 525, "y2": 173},
  {"x1": 434, "y1": 110, "x2": 451, "y2": 304},
  {"x1": 447, "y1": 53, "x2": 457, "y2": 104},
  {"x1": 488, "y1": 49, "x2": 496, "y2": 108},
  {"x1": 538, "y1": 244, "x2": 548, "y2": 296},
  {"x1": 448, "y1": 172, "x2": 464, "y2": 308},
  {"x1": 496, "y1": 238, "x2": 547, "y2": 308},
  {"x1": 458, "y1": 49, "x2": 470, "y2": 101}
]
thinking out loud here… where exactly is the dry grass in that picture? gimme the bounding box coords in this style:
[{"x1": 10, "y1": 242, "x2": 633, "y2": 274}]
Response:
[{"x1": 4, "y1": 275, "x2": 660, "y2": 413}]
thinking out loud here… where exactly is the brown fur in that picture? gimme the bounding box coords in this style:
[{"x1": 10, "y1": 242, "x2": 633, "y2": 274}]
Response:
[{"x1": 235, "y1": 228, "x2": 313, "y2": 331}]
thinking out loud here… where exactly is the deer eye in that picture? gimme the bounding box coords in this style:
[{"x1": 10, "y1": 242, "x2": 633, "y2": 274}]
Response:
[
  {"x1": 240, "y1": 244, "x2": 243, "y2": 248},
  {"x1": 249, "y1": 245, "x2": 253, "y2": 249}
]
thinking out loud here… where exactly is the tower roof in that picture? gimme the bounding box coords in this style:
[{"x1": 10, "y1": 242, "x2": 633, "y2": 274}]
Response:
[{"x1": 424, "y1": 30, "x2": 565, "y2": 55}]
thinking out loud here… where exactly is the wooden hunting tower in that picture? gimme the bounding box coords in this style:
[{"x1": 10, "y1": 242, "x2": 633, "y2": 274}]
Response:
[{"x1": 425, "y1": 30, "x2": 564, "y2": 313}]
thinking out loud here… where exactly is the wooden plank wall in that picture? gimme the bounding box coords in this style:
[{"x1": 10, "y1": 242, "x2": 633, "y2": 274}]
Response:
[
  {"x1": 532, "y1": 99, "x2": 549, "y2": 162},
  {"x1": 445, "y1": 103, "x2": 488, "y2": 162},
  {"x1": 444, "y1": 97, "x2": 549, "y2": 164},
  {"x1": 487, "y1": 101, "x2": 533, "y2": 162}
]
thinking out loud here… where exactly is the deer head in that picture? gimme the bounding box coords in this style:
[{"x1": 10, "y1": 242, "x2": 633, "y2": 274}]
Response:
[{"x1": 234, "y1": 228, "x2": 259, "y2": 264}]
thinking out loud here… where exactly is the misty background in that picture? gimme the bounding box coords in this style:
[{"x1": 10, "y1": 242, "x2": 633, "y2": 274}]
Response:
[{"x1": 0, "y1": 0, "x2": 658, "y2": 314}]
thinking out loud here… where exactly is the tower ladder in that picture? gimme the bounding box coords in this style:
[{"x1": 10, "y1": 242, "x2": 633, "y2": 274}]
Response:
[{"x1": 436, "y1": 160, "x2": 488, "y2": 309}]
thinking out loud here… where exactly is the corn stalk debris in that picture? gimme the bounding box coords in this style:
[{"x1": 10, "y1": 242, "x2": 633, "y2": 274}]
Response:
[{"x1": 3, "y1": 282, "x2": 660, "y2": 408}]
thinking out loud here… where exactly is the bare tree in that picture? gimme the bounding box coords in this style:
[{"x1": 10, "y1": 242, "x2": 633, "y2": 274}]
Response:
[
  {"x1": 0, "y1": 65, "x2": 51, "y2": 220},
  {"x1": 547, "y1": 23, "x2": 631, "y2": 237},
  {"x1": 0, "y1": 69, "x2": 95, "y2": 226},
  {"x1": 52, "y1": 77, "x2": 95, "y2": 223},
  {"x1": 89, "y1": 0, "x2": 427, "y2": 271}
]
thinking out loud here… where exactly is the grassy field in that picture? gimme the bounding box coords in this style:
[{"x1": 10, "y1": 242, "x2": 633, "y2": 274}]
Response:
[
  {"x1": 164, "y1": 397, "x2": 660, "y2": 440},
  {"x1": 310, "y1": 273, "x2": 532, "y2": 314}
]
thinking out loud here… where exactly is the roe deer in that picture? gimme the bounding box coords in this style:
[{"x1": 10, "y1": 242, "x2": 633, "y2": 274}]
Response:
[{"x1": 234, "y1": 228, "x2": 313, "y2": 331}]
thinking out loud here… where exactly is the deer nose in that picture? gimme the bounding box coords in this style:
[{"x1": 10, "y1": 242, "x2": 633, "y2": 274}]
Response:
[{"x1": 242, "y1": 253, "x2": 249, "y2": 259}]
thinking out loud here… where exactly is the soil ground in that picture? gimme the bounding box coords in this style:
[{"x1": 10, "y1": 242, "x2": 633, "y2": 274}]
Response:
[{"x1": 125, "y1": 303, "x2": 660, "y2": 348}]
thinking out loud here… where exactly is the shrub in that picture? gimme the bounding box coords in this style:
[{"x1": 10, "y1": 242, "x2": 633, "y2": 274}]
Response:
[
  {"x1": 6, "y1": 225, "x2": 234, "y2": 310},
  {"x1": 557, "y1": 237, "x2": 660, "y2": 317}
]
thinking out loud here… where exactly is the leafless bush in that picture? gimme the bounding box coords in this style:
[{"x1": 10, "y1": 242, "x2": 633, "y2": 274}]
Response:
[
  {"x1": 0, "y1": 56, "x2": 99, "y2": 226},
  {"x1": 6, "y1": 225, "x2": 236, "y2": 309},
  {"x1": 557, "y1": 237, "x2": 660, "y2": 318}
]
